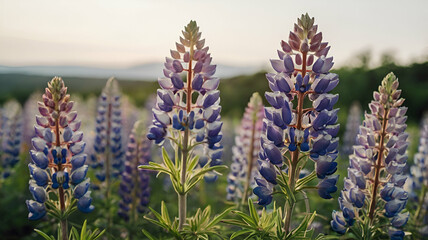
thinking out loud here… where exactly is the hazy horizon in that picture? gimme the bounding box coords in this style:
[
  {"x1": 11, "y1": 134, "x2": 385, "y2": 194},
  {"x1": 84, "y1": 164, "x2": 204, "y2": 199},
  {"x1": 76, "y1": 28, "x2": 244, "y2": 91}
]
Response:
[{"x1": 1, "y1": 0, "x2": 428, "y2": 69}]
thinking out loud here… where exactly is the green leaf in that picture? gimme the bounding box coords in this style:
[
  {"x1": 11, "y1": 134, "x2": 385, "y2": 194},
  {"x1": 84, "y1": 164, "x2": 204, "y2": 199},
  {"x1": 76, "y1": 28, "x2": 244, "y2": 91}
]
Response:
[
  {"x1": 247, "y1": 198, "x2": 260, "y2": 224},
  {"x1": 295, "y1": 170, "x2": 317, "y2": 192},
  {"x1": 81, "y1": 219, "x2": 87, "y2": 240},
  {"x1": 161, "y1": 201, "x2": 171, "y2": 226},
  {"x1": 34, "y1": 229, "x2": 55, "y2": 240},
  {"x1": 187, "y1": 155, "x2": 200, "y2": 172},
  {"x1": 142, "y1": 229, "x2": 156, "y2": 240},
  {"x1": 162, "y1": 147, "x2": 177, "y2": 176},
  {"x1": 205, "y1": 207, "x2": 233, "y2": 229},
  {"x1": 277, "y1": 170, "x2": 296, "y2": 204}
]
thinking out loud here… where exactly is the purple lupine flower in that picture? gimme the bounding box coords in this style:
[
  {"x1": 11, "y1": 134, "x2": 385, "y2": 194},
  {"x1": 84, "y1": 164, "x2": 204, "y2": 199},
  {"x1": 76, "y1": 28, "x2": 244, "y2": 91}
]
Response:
[
  {"x1": 118, "y1": 120, "x2": 151, "y2": 222},
  {"x1": 254, "y1": 13, "x2": 340, "y2": 206},
  {"x1": 147, "y1": 20, "x2": 223, "y2": 175},
  {"x1": 27, "y1": 77, "x2": 93, "y2": 221},
  {"x1": 91, "y1": 77, "x2": 125, "y2": 182},
  {"x1": 227, "y1": 93, "x2": 264, "y2": 203},
  {"x1": 409, "y1": 115, "x2": 428, "y2": 236},
  {"x1": 341, "y1": 102, "x2": 362, "y2": 156},
  {"x1": 1, "y1": 100, "x2": 23, "y2": 178},
  {"x1": 331, "y1": 73, "x2": 409, "y2": 238}
]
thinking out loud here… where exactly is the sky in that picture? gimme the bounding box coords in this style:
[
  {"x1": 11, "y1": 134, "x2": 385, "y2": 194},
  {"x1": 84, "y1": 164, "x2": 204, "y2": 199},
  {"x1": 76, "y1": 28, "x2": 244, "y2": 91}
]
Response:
[{"x1": 1, "y1": 0, "x2": 427, "y2": 68}]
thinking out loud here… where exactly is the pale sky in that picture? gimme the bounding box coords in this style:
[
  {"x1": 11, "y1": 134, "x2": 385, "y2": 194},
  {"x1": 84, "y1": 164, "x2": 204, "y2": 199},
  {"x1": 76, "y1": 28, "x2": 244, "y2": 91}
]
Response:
[{"x1": 1, "y1": 0, "x2": 427, "y2": 68}]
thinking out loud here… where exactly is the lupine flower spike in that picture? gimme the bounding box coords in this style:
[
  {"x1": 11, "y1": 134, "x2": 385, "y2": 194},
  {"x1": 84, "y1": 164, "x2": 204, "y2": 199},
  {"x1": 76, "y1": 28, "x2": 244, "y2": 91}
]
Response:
[
  {"x1": 1, "y1": 100, "x2": 23, "y2": 179},
  {"x1": 331, "y1": 73, "x2": 409, "y2": 240},
  {"x1": 141, "y1": 21, "x2": 229, "y2": 236},
  {"x1": 342, "y1": 102, "x2": 362, "y2": 156},
  {"x1": 118, "y1": 120, "x2": 151, "y2": 223},
  {"x1": 408, "y1": 115, "x2": 428, "y2": 237},
  {"x1": 27, "y1": 77, "x2": 93, "y2": 240},
  {"x1": 253, "y1": 13, "x2": 340, "y2": 236},
  {"x1": 227, "y1": 92, "x2": 264, "y2": 204},
  {"x1": 91, "y1": 77, "x2": 125, "y2": 184}
]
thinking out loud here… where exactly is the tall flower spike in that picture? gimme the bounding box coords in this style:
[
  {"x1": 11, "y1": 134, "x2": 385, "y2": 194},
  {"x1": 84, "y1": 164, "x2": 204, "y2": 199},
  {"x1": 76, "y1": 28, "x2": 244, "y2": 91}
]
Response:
[
  {"x1": 227, "y1": 92, "x2": 264, "y2": 204},
  {"x1": 331, "y1": 73, "x2": 409, "y2": 239},
  {"x1": 142, "y1": 20, "x2": 225, "y2": 232},
  {"x1": 118, "y1": 120, "x2": 151, "y2": 222},
  {"x1": 341, "y1": 102, "x2": 362, "y2": 156},
  {"x1": 255, "y1": 13, "x2": 339, "y2": 203},
  {"x1": 1, "y1": 100, "x2": 23, "y2": 178},
  {"x1": 253, "y1": 13, "x2": 339, "y2": 236},
  {"x1": 409, "y1": 115, "x2": 428, "y2": 237},
  {"x1": 91, "y1": 77, "x2": 125, "y2": 183},
  {"x1": 27, "y1": 77, "x2": 93, "y2": 240}
]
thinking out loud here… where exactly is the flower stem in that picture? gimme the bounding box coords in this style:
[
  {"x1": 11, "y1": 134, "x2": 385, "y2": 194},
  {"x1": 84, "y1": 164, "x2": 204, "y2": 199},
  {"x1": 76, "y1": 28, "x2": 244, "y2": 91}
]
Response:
[
  {"x1": 178, "y1": 43, "x2": 194, "y2": 231},
  {"x1": 368, "y1": 108, "x2": 389, "y2": 221},
  {"x1": 55, "y1": 104, "x2": 68, "y2": 240},
  {"x1": 414, "y1": 185, "x2": 426, "y2": 224},
  {"x1": 105, "y1": 102, "x2": 113, "y2": 239}
]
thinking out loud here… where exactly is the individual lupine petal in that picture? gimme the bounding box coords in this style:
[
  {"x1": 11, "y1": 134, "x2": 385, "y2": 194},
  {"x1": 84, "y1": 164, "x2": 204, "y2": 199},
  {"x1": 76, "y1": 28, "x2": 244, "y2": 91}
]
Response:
[
  {"x1": 30, "y1": 150, "x2": 49, "y2": 169},
  {"x1": 202, "y1": 90, "x2": 220, "y2": 109},
  {"x1": 391, "y1": 212, "x2": 409, "y2": 228},
  {"x1": 71, "y1": 154, "x2": 87, "y2": 169},
  {"x1": 71, "y1": 165, "x2": 88, "y2": 184},
  {"x1": 77, "y1": 192, "x2": 95, "y2": 213},
  {"x1": 73, "y1": 178, "x2": 90, "y2": 199},
  {"x1": 331, "y1": 211, "x2": 347, "y2": 234},
  {"x1": 31, "y1": 166, "x2": 49, "y2": 186},
  {"x1": 259, "y1": 161, "x2": 277, "y2": 184},
  {"x1": 26, "y1": 200, "x2": 46, "y2": 220},
  {"x1": 253, "y1": 185, "x2": 273, "y2": 206},
  {"x1": 316, "y1": 156, "x2": 337, "y2": 179},
  {"x1": 317, "y1": 175, "x2": 338, "y2": 199},
  {"x1": 264, "y1": 144, "x2": 283, "y2": 165},
  {"x1": 29, "y1": 182, "x2": 47, "y2": 203},
  {"x1": 349, "y1": 188, "x2": 365, "y2": 208},
  {"x1": 388, "y1": 228, "x2": 405, "y2": 240}
]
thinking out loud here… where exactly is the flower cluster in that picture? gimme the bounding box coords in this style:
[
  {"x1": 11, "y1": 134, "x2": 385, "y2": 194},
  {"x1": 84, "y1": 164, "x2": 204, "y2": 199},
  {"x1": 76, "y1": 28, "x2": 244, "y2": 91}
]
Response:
[
  {"x1": 227, "y1": 92, "x2": 264, "y2": 202},
  {"x1": 254, "y1": 13, "x2": 340, "y2": 206},
  {"x1": 1, "y1": 100, "x2": 23, "y2": 178},
  {"x1": 331, "y1": 73, "x2": 409, "y2": 239},
  {"x1": 147, "y1": 20, "x2": 223, "y2": 170},
  {"x1": 411, "y1": 116, "x2": 428, "y2": 190},
  {"x1": 26, "y1": 77, "x2": 94, "y2": 220},
  {"x1": 118, "y1": 121, "x2": 151, "y2": 222},
  {"x1": 341, "y1": 102, "x2": 362, "y2": 156},
  {"x1": 91, "y1": 77, "x2": 125, "y2": 182}
]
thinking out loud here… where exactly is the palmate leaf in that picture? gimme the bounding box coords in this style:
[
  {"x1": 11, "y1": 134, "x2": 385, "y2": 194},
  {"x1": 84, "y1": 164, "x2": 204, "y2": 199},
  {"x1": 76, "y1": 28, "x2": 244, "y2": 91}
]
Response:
[
  {"x1": 185, "y1": 164, "x2": 227, "y2": 194},
  {"x1": 285, "y1": 211, "x2": 316, "y2": 240},
  {"x1": 223, "y1": 199, "x2": 279, "y2": 239},
  {"x1": 295, "y1": 170, "x2": 317, "y2": 192},
  {"x1": 144, "y1": 201, "x2": 181, "y2": 238},
  {"x1": 34, "y1": 229, "x2": 55, "y2": 240},
  {"x1": 68, "y1": 220, "x2": 105, "y2": 240},
  {"x1": 276, "y1": 170, "x2": 296, "y2": 204},
  {"x1": 180, "y1": 205, "x2": 231, "y2": 239}
]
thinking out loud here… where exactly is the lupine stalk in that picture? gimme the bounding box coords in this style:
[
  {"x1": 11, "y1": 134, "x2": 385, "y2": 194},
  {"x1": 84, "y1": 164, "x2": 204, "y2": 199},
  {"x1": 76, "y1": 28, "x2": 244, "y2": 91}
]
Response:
[
  {"x1": 1, "y1": 100, "x2": 23, "y2": 179},
  {"x1": 144, "y1": 20, "x2": 224, "y2": 231},
  {"x1": 90, "y1": 77, "x2": 124, "y2": 234},
  {"x1": 118, "y1": 121, "x2": 151, "y2": 224},
  {"x1": 254, "y1": 13, "x2": 339, "y2": 235},
  {"x1": 331, "y1": 73, "x2": 409, "y2": 240},
  {"x1": 226, "y1": 92, "x2": 264, "y2": 205},
  {"x1": 27, "y1": 77, "x2": 93, "y2": 240},
  {"x1": 342, "y1": 102, "x2": 362, "y2": 156},
  {"x1": 409, "y1": 115, "x2": 428, "y2": 236}
]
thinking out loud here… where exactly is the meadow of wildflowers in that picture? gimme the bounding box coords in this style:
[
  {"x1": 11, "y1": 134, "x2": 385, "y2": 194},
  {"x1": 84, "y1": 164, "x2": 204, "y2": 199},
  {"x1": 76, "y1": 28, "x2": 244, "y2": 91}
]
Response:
[{"x1": 0, "y1": 13, "x2": 427, "y2": 240}]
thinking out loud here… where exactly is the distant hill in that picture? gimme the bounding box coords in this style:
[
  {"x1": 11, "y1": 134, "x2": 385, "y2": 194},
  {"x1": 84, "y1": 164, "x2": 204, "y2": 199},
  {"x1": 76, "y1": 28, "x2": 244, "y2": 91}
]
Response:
[{"x1": 0, "y1": 63, "x2": 260, "y2": 80}]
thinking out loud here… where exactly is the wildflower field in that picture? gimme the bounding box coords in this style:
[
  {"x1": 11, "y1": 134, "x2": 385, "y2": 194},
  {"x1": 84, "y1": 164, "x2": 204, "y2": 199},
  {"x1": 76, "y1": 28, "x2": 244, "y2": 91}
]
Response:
[{"x1": 1, "y1": 9, "x2": 428, "y2": 240}]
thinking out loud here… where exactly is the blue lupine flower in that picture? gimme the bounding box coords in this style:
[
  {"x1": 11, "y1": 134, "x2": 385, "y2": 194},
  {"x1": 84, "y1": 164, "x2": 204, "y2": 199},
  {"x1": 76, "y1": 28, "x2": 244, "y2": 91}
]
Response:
[
  {"x1": 409, "y1": 115, "x2": 428, "y2": 236},
  {"x1": 26, "y1": 77, "x2": 94, "y2": 220},
  {"x1": 147, "y1": 20, "x2": 223, "y2": 177},
  {"x1": 118, "y1": 121, "x2": 151, "y2": 222},
  {"x1": 331, "y1": 73, "x2": 409, "y2": 238},
  {"x1": 255, "y1": 13, "x2": 340, "y2": 206},
  {"x1": 226, "y1": 93, "x2": 264, "y2": 203},
  {"x1": 1, "y1": 100, "x2": 23, "y2": 178},
  {"x1": 90, "y1": 77, "x2": 125, "y2": 182}
]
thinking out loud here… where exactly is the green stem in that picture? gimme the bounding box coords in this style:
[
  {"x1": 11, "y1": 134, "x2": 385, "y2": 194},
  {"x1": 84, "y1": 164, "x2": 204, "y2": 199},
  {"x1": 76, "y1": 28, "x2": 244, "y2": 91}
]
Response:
[
  {"x1": 414, "y1": 185, "x2": 427, "y2": 224},
  {"x1": 105, "y1": 102, "x2": 113, "y2": 239}
]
